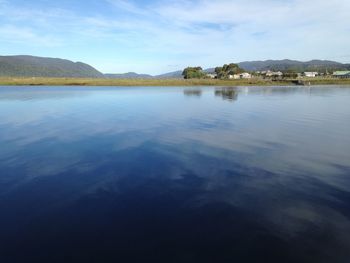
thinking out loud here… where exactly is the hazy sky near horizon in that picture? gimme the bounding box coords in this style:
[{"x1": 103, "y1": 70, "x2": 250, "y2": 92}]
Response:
[{"x1": 0, "y1": 0, "x2": 349, "y2": 74}]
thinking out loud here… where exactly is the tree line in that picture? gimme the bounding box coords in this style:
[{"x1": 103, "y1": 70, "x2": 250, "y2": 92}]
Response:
[{"x1": 182, "y1": 63, "x2": 245, "y2": 79}]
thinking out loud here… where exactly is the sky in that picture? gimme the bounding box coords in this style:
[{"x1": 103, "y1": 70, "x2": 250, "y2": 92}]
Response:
[{"x1": 0, "y1": 0, "x2": 349, "y2": 75}]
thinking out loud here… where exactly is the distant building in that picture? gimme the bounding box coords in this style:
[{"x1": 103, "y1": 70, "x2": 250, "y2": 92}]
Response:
[
  {"x1": 333, "y1": 71, "x2": 350, "y2": 78},
  {"x1": 206, "y1": 73, "x2": 217, "y2": 79},
  {"x1": 228, "y1": 73, "x2": 251, "y2": 79},
  {"x1": 240, "y1": 73, "x2": 252, "y2": 79},
  {"x1": 265, "y1": 71, "x2": 283, "y2": 78},
  {"x1": 303, "y1": 72, "x2": 318, "y2": 78},
  {"x1": 229, "y1": 74, "x2": 240, "y2": 80}
]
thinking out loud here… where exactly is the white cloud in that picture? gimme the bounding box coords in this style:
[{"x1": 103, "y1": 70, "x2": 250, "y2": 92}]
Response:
[
  {"x1": 106, "y1": 0, "x2": 147, "y2": 15},
  {"x1": 146, "y1": 0, "x2": 350, "y2": 65},
  {"x1": 0, "y1": 25, "x2": 63, "y2": 47},
  {"x1": 155, "y1": 0, "x2": 350, "y2": 28},
  {"x1": 0, "y1": 0, "x2": 349, "y2": 73}
]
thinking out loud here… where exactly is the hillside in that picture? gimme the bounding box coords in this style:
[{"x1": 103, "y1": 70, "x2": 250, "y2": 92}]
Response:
[
  {"x1": 238, "y1": 59, "x2": 350, "y2": 72},
  {"x1": 155, "y1": 70, "x2": 183, "y2": 79},
  {"x1": 1, "y1": 56, "x2": 349, "y2": 79},
  {"x1": 159, "y1": 60, "x2": 350, "y2": 77},
  {"x1": 0, "y1": 55, "x2": 104, "y2": 78},
  {"x1": 105, "y1": 72, "x2": 153, "y2": 79}
]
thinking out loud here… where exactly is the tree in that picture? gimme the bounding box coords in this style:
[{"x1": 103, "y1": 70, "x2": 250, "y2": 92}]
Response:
[
  {"x1": 182, "y1": 67, "x2": 205, "y2": 79},
  {"x1": 282, "y1": 70, "x2": 298, "y2": 79},
  {"x1": 215, "y1": 67, "x2": 223, "y2": 74},
  {"x1": 215, "y1": 67, "x2": 224, "y2": 78},
  {"x1": 216, "y1": 63, "x2": 244, "y2": 79}
]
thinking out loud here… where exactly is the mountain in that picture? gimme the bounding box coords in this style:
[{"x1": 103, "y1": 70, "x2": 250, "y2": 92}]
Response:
[
  {"x1": 103, "y1": 60, "x2": 350, "y2": 78},
  {"x1": 204, "y1": 68, "x2": 215, "y2": 73},
  {"x1": 155, "y1": 70, "x2": 183, "y2": 79},
  {"x1": 2, "y1": 55, "x2": 349, "y2": 79},
  {"x1": 0, "y1": 55, "x2": 104, "y2": 78},
  {"x1": 106, "y1": 70, "x2": 194, "y2": 79},
  {"x1": 238, "y1": 59, "x2": 350, "y2": 72},
  {"x1": 105, "y1": 72, "x2": 153, "y2": 79}
]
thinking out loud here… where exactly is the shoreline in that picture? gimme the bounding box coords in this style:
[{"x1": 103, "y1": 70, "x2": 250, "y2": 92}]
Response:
[{"x1": 0, "y1": 77, "x2": 349, "y2": 87}]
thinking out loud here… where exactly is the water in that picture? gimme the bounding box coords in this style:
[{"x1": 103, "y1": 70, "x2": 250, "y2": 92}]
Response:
[{"x1": 0, "y1": 86, "x2": 350, "y2": 263}]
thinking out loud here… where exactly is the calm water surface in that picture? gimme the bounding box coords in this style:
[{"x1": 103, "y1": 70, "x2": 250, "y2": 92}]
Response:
[{"x1": 0, "y1": 86, "x2": 350, "y2": 262}]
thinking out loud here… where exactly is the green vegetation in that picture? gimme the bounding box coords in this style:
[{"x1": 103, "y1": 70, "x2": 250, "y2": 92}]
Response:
[
  {"x1": 215, "y1": 63, "x2": 244, "y2": 79},
  {"x1": 238, "y1": 59, "x2": 350, "y2": 73},
  {"x1": 182, "y1": 67, "x2": 206, "y2": 79},
  {"x1": 0, "y1": 55, "x2": 104, "y2": 78},
  {"x1": 282, "y1": 71, "x2": 298, "y2": 79},
  {"x1": 181, "y1": 63, "x2": 246, "y2": 80},
  {"x1": 0, "y1": 77, "x2": 349, "y2": 86}
]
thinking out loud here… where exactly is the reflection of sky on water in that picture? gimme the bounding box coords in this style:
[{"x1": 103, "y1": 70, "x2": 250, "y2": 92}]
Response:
[{"x1": 1, "y1": 86, "x2": 350, "y2": 262}]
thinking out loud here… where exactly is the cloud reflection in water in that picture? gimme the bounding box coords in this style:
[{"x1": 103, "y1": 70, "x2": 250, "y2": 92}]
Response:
[{"x1": 0, "y1": 86, "x2": 350, "y2": 262}]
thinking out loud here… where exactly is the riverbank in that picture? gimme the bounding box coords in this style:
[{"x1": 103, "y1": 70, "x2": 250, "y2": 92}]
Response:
[{"x1": 0, "y1": 77, "x2": 350, "y2": 86}]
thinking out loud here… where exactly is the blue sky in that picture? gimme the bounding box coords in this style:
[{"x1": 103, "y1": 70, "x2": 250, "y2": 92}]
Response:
[{"x1": 0, "y1": 0, "x2": 349, "y2": 74}]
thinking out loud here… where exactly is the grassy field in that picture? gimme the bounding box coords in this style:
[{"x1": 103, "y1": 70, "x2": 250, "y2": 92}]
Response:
[{"x1": 0, "y1": 77, "x2": 349, "y2": 86}]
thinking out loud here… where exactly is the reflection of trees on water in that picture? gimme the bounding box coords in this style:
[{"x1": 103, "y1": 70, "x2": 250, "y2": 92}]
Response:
[
  {"x1": 215, "y1": 87, "x2": 238, "y2": 102},
  {"x1": 183, "y1": 88, "x2": 202, "y2": 97}
]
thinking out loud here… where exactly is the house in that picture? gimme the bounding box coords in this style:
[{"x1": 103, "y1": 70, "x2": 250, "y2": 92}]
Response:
[
  {"x1": 229, "y1": 74, "x2": 241, "y2": 79},
  {"x1": 265, "y1": 71, "x2": 283, "y2": 78},
  {"x1": 228, "y1": 73, "x2": 251, "y2": 79},
  {"x1": 333, "y1": 71, "x2": 350, "y2": 78},
  {"x1": 206, "y1": 73, "x2": 217, "y2": 79},
  {"x1": 240, "y1": 72, "x2": 252, "y2": 79},
  {"x1": 303, "y1": 72, "x2": 318, "y2": 78},
  {"x1": 265, "y1": 71, "x2": 274, "y2": 77}
]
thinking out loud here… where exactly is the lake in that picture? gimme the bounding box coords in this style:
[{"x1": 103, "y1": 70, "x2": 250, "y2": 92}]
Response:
[{"x1": 0, "y1": 86, "x2": 350, "y2": 263}]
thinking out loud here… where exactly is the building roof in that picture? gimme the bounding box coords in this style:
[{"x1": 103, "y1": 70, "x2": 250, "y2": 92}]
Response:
[{"x1": 333, "y1": 71, "x2": 350, "y2": 76}]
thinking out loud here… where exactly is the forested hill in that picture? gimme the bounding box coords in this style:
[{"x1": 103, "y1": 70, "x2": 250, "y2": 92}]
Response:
[
  {"x1": 105, "y1": 72, "x2": 153, "y2": 79},
  {"x1": 238, "y1": 59, "x2": 350, "y2": 72},
  {"x1": 1, "y1": 56, "x2": 349, "y2": 78},
  {"x1": 0, "y1": 55, "x2": 104, "y2": 78}
]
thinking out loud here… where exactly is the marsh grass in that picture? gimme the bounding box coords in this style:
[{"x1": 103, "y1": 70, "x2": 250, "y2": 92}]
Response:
[{"x1": 0, "y1": 77, "x2": 349, "y2": 86}]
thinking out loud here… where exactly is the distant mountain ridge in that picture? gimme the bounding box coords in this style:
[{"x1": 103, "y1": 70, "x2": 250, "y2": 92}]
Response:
[
  {"x1": 155, "y1": 70, "x2": 183, "y2": 79},
  {"x1": 105, "y1": 70, "x2": 184, "y2": 79},
  {"x1": 161, "y1": 60, "x2": 350, "y2": 77},
  {"x1": 0, "y1": 55, "x2": 104, "y2": 78},
  {"x1": 1, "y1": 56, "x2": 349, "y2": 78},
  {"x1": 237, "y1": 59, "x2": 350, "y2": 72},
  {"x1": 105, "y1": 72, "x2": 153, "y2": 79}
]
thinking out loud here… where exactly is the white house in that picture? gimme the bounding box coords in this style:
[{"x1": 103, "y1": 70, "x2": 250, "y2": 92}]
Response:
[
  {"x1": 266, "y1": 71, "x2": 283, "y2": 77},
  {"x1": 206, "y1": 73, "x2": 217, "y2": 79},
  {"x1": 240, "y1": 72, "x2": 252, "y2": 79},
  {"x1": 303, "y1": 72, "x2": 318, "y2": 78},
  {"x1": 229, "y1": 74, "x2": 241, "y2": 79},
  {"x1": 265, "y1": 71, "x2": 274, "y2": 77},
  {"x1": 228, "y1": 73, "x2": 251, "y2": 79}
]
